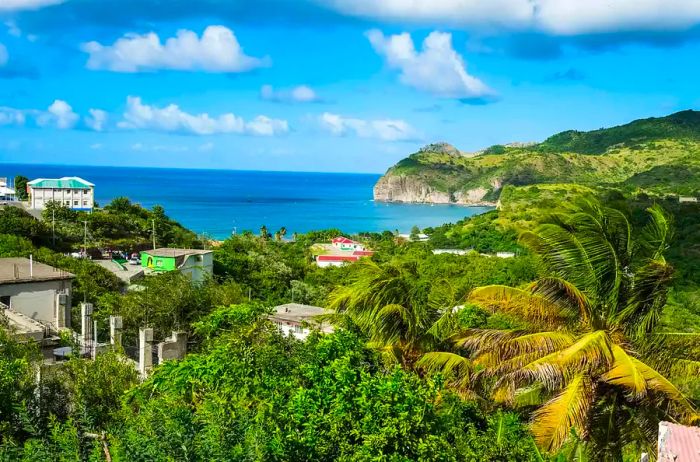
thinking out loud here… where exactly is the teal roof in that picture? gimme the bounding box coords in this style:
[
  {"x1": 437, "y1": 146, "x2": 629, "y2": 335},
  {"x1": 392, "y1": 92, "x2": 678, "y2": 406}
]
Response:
[{"x1": 28, "y1": 177, "x2": 94, "y2": 189}]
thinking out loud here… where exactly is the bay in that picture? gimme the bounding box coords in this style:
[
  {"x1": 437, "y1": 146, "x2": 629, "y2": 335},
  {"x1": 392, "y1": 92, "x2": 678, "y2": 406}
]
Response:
[{"x1": 3, "y1": 164, "x2": 491, "y2": 239}]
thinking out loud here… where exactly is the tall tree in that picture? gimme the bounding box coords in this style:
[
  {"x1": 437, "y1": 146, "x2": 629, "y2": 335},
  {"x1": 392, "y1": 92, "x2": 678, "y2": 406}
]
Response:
[
  {"x1": 329, "y1": 259, "x2": 455, "y2": 366},
  {"x1": 14, "y1": 175, "x2": 28, "y2": 201},
  {"x1": 421, "y1": 199, "x2": 699, "y2": 458}
]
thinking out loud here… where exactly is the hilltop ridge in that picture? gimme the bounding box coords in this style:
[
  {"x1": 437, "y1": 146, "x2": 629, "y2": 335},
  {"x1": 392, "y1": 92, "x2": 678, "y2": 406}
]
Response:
[{"x1": 374, "y1": 110, "x2": 700, "y2": 204}]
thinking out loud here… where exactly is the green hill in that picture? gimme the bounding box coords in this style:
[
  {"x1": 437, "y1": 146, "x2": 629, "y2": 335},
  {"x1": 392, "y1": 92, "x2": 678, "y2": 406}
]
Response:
[{"x1": 374, "y1": 110, "x2": 700, "y2": 204}]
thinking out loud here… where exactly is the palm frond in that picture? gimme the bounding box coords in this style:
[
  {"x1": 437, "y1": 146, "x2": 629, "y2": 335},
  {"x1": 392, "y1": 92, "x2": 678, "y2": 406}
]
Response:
[
  {"x1": 468, "y1": 285, "x2": 567, "y2": 325},
  {"x1": 528, "y1": 277, "x2": 594, "y2": 326},
  {"x1": 520, "y1": 330, "x2": 613, "y2": 390},
  {"x1": 600, "y1": 345, "x2": 647, "y2": 400},
  {"x1": 531, "y1": 373, "x2": 594, "y2": 453},
  {"x1": 417, "y1": 351, "x2": 471, "y2": 389}
]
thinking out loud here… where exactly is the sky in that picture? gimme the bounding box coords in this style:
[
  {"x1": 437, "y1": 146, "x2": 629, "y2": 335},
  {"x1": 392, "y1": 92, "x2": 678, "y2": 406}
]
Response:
[{"x1": 1, "y1": 1, "x2": 700, "y2": 173}]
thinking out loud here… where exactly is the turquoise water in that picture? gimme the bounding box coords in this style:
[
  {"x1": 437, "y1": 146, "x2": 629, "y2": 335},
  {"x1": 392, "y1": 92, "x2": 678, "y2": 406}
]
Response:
[{"x1": 5, "y1": 164, "x2": 491, "y2": 239}]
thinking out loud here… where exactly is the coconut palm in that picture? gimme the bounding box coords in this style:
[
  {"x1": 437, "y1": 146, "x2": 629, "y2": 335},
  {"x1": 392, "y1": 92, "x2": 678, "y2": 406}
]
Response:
[
  {"x1": 329, "y1": 259, "x2": 456, "y2": 367},
  {"x1": 421, "y1": 199, "x2": 699, "y2": 458}
]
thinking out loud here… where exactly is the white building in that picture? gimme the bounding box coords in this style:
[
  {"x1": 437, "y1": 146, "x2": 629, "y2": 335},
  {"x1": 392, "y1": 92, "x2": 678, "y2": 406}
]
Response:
[
  {"x1": 27, "y1": 177, "x2": 94, "y2": 211},
  {"x1": 331, "y1": 237, "x2": 365, "y2": 252},
  {"x1": 0, "y1": 178, "x2": 15, "y2": 201},
  {"x1": 270, "y1": 303, "x2": 334, "y2": 340},
  {"x1": 0, "y1": 257, "x2": 73, "y2": 333}
]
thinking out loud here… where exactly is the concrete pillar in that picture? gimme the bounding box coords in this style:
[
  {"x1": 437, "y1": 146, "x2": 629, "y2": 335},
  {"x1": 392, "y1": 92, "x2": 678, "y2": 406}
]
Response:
[
  {"x1": 109, "y1": 316, "x2": 123, "y2": 348},
  {"x1": 157, "y1": 331, "x2": 188, "y2": 363},
  {"x1": 138, "y1": 327, "x2": 154, "y2": 378},
  {"x1": 80, "y1": 303, "x2": 93, "y2": 345},
  {"x1": 56, "y1": 292, "x2": 70, "y2": 329}
]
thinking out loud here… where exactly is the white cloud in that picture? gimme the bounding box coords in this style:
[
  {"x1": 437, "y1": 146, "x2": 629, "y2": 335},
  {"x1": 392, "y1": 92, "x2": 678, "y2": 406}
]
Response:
[
  {"x1": 0, "y1": 107, "x2": 25, "y2": 126},
  {"x1": 5, "y1": 21, "x2": 21, "y2": 37},
  {"x1": 260, "y1": 84, "x2": 321, "y2": 103},
  {"x1": 0, "y1": 44, "x2": 7, "y2": 67},
  {"x1": 198, "y1": 142, "x2": 215, "y2": 152},
  {"x1": 85, "y1": 109, "x2": 108, "y2": 131},
  {"x1": 82, "y1": 25, "x2": 268, "y2": 73},
  {"x1": 131, "y1": 143, "x2": 190, "y2": 153},
  {"x1": 118, "y1": 96, "x2": 289, "y2": 136},
  {"x1": 0, "y1": 0, "x2": 63, "y2": 12},
  {"x1": 322, "y1": 0, "x2": 700, "y2": 36},
  {"x1": 319, "y1": 112, "x2": 419, "y2": 141},
  {"x1": 367, "y1": 30, "x2": 493, "y2": 101},
  {"x1": 36, "y1": 100, "x2": 79, "y2": 129}
]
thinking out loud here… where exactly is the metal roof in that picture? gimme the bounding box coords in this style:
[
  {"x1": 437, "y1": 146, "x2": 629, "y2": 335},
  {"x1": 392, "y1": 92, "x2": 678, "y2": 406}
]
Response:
[
  {"x1": 27, "y1": 177, "x2": 94, "y2": 189},
  {"x1": 141, "y1": 248, "x2": 212, "y2": 258},
  {"x1": 0, "y1": 257, "x2": 74, "y2": 284},
  {"x1": 658, "y1": 421, "x2": 700, "y2": 462}
]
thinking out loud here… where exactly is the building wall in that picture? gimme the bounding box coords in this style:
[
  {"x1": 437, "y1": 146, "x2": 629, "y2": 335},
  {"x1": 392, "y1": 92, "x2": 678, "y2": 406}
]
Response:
[
  {"x1": 141, "y1": 254, "x2": 177, "y2": 271},
  {"x1": 29, "y1": 187, "x2": 94, "y2": 210},
  {"x1": 0, "y1": 279, "x2": 72, "y2": 328},
  {"x1": 179, "y1": 253, "x2": 213, "y2": 283},
  {"x1": 273, "y1": 320, "x2": 310, "y2": 340}
]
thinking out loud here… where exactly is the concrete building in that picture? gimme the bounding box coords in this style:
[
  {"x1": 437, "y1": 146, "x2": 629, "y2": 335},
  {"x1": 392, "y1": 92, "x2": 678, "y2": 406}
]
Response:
[
  {"x1": 0, "y1": 177, "x2": 15, "y2": 201},
  {"x1": 27, "y1": 177, "x2": 94, "y2": 211},
  {"x1": 140, "y1": 248, "x2": 213, "y2": 282},
  {"x1": 0, "y1": 257, "x2": 73, "y2": 332},
  {"x1": 270, "y1": 303, "x2": 334, "y2": 340},
  {"x1": 331, "y1": 237, "x2": 365, "y2": 252}
]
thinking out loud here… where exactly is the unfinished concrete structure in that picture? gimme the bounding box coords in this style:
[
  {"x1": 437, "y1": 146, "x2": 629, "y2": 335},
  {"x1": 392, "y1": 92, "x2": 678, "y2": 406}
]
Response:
[
  {"x1": 157, "y1": 331, "x2": 188, "y2": 363},
  {"x1": 0, "y1": 257, "x2": 73, "y2": 334}
]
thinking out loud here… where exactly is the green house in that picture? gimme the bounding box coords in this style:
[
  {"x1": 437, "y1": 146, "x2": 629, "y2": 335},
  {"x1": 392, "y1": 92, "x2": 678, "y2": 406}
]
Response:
[{"x1": 140, "y1": 248, "x2": 213, "y2": 282}]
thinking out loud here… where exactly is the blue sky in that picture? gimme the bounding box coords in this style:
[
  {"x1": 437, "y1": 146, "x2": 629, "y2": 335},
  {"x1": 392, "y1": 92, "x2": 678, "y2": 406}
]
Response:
[{"x1": 1, "y1": 1, "x2": 700, "y2": 173}]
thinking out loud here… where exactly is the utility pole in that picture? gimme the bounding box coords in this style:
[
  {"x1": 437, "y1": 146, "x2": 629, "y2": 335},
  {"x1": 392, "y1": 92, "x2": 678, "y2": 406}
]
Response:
[
  {"x1": 151, "y1": 219, "x2": 156, "y2": 250},
  {"x1": 52, "y1": 209, "x2": 55, "y2": 247},
  {"x1": 83, "y1": 220, "x2": 88, "y2": 256}
]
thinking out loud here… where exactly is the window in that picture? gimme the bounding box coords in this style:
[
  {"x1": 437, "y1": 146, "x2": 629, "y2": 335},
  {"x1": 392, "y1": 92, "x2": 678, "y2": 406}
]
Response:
[
  {"x1": 73, "y1": 200, "x2": 78, "y2": 206},
  {"x1": 84, "y1": 189, "x2": 90, "y2": 194},
  {"x1": 294, "y1": 324, "x2": 304, "y2": 334},
  {"x1": 83, "y1": 200, "x2": 88, "y2": 206},
  {"x1": 64, "y1": 200, "x2": 70, "y2": 206}
]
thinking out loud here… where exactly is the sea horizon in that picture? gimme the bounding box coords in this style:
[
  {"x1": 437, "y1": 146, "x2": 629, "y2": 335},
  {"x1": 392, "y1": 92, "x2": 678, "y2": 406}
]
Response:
[{"x1": 6, "y1": 163, "x2": 490, "y2": 239}]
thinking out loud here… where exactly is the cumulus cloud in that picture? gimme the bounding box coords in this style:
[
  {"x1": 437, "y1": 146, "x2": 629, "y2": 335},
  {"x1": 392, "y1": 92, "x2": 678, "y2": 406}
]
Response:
[
  {"x1": 0, "y1": 100, "x2": 78, "y2": 129},
  {"x1": 0, "y1": 0, "x2": 63, "y2": 11},
  {"x1": 85, "y1": 109, "x2": 108, "y2": 131},
  {"x1": 367, "y1": 30, "x2": 494, "y2": 102},
  {"x1": 0, "y1": 44, "x2": 7, "y2": 67},
  {"x1": 118, "y1": 96, "x2": 288, "y2": 136},
  {"x1": 319, "y1": 112, "x2": 419, "y2": 141},
  {"x1": 82, "y1": 25, "x2": 268, "y2": 73},
  {"x1": 260, "y1": 84, "x2": 321, "y2": 103},
  {"x1": 321, "y1": 0, "x2": 700, "y2": 36},
  {"x1": 36, "y1": 100, "x2": 79, "y2": 129}
]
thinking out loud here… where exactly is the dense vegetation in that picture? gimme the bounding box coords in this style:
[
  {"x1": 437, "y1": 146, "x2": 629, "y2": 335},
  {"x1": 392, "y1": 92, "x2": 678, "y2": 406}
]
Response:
[
  {"x1": 1, "y1": 153, "x2": 699, "y2": 460},
  {"x1": 383, "y1": 110, "x2": 700, "y2": 199}
]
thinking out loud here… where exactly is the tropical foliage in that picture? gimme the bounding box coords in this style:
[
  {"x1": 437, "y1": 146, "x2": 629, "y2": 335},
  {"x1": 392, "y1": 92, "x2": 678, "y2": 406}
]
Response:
[{"x1": 423, "y1": 199, "x2": 700, "y2": 458}]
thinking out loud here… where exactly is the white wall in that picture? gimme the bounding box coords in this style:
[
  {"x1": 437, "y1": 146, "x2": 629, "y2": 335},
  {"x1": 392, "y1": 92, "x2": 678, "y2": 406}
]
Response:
[
  {"x1": 29, "y1": 187, "x2": 94, "y2": 210},
  {"x1": 0, "y1": 279, "x2": 72, "y2": 328}
]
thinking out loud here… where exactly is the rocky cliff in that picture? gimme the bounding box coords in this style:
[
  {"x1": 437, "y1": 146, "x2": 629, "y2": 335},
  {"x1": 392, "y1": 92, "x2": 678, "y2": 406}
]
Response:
[
  {"x1": 373, "y1": 175, "x2": 497, "y2": 205},
  {"x1": 373, "y1": 110, "x2": 700, "y2": 204}
]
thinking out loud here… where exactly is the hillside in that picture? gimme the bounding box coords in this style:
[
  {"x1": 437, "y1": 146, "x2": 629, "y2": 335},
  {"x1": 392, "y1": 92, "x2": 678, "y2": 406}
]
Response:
[{"x1": 374, "y1": 110, "x2": 700, "y2": 204}]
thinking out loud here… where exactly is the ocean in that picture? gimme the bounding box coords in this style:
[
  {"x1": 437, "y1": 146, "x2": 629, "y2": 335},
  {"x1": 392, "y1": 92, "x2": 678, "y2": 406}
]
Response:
[{"x1": 4, "y1": 164, "x2": 491, "y2": 239}]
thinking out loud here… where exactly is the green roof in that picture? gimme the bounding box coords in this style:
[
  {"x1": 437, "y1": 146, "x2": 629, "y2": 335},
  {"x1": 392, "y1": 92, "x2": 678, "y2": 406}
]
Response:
[{"x1": 28, "y1": 177, "x2": 94, "y2": 189}]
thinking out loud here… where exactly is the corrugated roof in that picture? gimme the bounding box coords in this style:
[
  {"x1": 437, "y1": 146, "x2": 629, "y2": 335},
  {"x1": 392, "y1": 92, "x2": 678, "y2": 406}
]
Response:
[
  {"x1": 0, "y1": 257, "x2": 74, "y2": 284},
  {"x1": 317, "y1": 255, "x2": 359, "y2": 262},
  {"x1": 658, "y1": 421, "x2": 700, "y2": 462},
  {"x1": 28, "y1": 177, "x2": 94, "y2": 189},
  {"x1": 141, "y1": 248, "x2": 212, "y2": 258}
]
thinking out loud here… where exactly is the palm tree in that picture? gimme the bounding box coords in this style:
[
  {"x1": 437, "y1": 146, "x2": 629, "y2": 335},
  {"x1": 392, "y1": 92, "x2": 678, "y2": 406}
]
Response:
[
  {"x1": 279, "y1": 227, "x2": 287, "y2": 241},
  {"x1": 421, "y1": 199, "x2": 699, "y2": 458},
  {"x1": 259, "y1": 225, "x2": 268, "y2": 241},
  {"x1": 329, "y1": 259, "x2": 455, "y2": 367}
]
